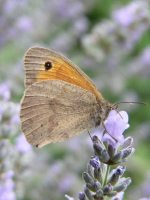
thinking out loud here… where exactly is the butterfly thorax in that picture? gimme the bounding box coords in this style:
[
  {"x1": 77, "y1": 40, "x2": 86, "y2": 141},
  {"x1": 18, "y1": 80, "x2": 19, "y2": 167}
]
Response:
[{"x1": 94, "y1": 100, "x2": 113, "y2": 127}]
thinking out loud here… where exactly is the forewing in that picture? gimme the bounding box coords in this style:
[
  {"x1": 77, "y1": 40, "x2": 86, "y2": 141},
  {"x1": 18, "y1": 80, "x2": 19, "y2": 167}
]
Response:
[
  {"x1": 24, "y1": 47, "x2": 102, "y2": 99},
  {"x1": 20, "y1": 80, "x2": 99, "y2": 148}
]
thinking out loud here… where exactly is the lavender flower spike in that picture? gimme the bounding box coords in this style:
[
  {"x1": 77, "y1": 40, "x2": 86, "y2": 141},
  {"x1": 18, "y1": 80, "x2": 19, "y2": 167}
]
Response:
[{"x1": 72, "y1": 110, "x2": 134, "y2": 200}]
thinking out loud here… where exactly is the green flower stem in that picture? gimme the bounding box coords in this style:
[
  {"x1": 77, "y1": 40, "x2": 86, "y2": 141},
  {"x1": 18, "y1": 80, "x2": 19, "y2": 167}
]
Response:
[{"x1": 103, "y1": 165, "x2": 110, "y2": 187}]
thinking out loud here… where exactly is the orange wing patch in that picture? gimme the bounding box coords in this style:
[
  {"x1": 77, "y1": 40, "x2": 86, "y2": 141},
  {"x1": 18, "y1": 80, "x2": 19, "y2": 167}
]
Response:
[{"x1": 24, "y1": 47, "x2": 103, "y2": 100}]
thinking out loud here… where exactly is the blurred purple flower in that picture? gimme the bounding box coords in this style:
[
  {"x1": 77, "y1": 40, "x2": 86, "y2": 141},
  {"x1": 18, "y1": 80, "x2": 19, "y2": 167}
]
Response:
[
  {"x1": 113, "y1": 2, "x2": 148, "y2": 27},
  {"x1": 140, "y1": 173, "x2": 150, "y2": 198},
  {"x1": 67, "y1": 137, "x2": 82, "y2": 151},
  {"x1": 113, "y1": 6, "x2": 134, "y2": 26},
  {"x1": 50, "y1": 162, "x2": 63, "y2": 176},
  {"x1": 73, "y1": 17, "x2": 88, "y2": 36},
  {"x1": 0, "y1": 83, "x2": 10, "y2": 101},
  {"x1": 16, "y1": 134, "x2": 32, "y2": 154},
  {"x1": 51, "y1": 33, "x2": 74, "y2": 52},
  {"x1": 0, "y1": 171, "x2": 16, "y2": 200},
  {"x1": 103, "y1": 110, "x2": 129, "y2": 145},
  {"x1": 59, "y1": 175, "x2": 75, "y2": 192},
  {"x1": 10, "y1": 104, "x2": 20, "y2": 126},
  {"x1": 3, "y1": 0, "x2": 17, "y2": 13},
  {"x1": 140, "y1": 48, "x2": 150, "y2": 66},
  {"x1": 4, "y1": 171, "x2": 14, "y2": 179},
  {"x1": 53, "y1": 0, "x2": 83, "y2": 20},
  {"x1": 3, "y1": 0, "x2": 27, "y2": 13},
  {"x1": 16, "y1": 16, "x2": 32, "y2": 32},
  {"x1": 10, "y1": 114, "x2": 20, "y2": 126}
]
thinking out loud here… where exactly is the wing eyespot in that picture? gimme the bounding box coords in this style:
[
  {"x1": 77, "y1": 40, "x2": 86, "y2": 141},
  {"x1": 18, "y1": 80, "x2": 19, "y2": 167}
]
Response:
[{"x1": 44, "y1": 61, "x2": 52, "y2": 71}]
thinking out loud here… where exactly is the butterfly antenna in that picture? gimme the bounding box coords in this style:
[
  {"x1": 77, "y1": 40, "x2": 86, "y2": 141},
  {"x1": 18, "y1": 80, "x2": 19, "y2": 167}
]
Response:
[
  {"x1": 113, "y1": 101, "x2": 147, "y2": 107},
  {"x1": 113, "y1": 101, "x2": 147, "y2": 120},
  {"x1": 115, "y1": 107, "x2": 124, "y2": 119},
  {"x1": 88, "y1": 131, "x2": 93, "y2": 141}
]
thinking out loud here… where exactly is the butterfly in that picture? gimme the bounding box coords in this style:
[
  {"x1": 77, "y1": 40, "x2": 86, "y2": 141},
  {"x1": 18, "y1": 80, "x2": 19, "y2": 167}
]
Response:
[{"x1": 20, "y1": 47, "x2": 114, "y2": 148}]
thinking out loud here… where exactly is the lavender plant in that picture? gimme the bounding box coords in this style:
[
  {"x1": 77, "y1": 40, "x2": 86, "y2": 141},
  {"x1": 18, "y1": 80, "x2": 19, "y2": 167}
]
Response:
[
  {"x1": 66, "y1": 110, "x2": 134, "y2": 200},
  {"x1": 0, "y1": 0, "x2": 150, "y2": 199}
]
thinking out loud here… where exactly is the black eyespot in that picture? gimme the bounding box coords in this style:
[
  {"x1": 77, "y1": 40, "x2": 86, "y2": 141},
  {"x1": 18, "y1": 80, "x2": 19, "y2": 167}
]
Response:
[{"x1": 44, "y1": 61, "x2": 52, "y2": 71}]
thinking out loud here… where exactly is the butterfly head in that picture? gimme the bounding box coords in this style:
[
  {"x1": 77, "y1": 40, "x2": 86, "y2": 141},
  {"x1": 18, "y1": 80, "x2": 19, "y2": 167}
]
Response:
[{"x1": 99, "y1": 100, "x2": 118, "y2": 123}]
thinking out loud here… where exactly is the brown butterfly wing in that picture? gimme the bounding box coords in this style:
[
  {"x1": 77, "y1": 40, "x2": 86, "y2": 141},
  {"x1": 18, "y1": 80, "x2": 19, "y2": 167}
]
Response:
[
  {"x1": 24, "y1": 47, "x2": 103, "y2": 100},
  {"x1": 20, "y1": 80, "x2": 100, "y2": 148}
]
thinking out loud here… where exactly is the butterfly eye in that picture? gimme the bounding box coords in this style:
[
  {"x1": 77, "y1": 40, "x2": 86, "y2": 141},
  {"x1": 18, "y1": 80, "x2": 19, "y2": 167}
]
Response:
[{"x1": 44, "y1": 61, "x2": 52, "y2": 71}]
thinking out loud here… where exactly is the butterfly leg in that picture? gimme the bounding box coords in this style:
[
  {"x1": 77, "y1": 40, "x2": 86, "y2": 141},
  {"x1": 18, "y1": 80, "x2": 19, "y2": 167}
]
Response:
[
  {"x1": 88, "y1": 131, "x2": 93, "y2": 142},
  {"x1": 102, "y1": 122, "x2": 118, "y2": 143}
]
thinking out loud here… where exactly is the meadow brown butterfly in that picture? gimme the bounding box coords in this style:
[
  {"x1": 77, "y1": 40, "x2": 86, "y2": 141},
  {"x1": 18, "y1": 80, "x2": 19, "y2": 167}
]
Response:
[{"x1": 20, "y1": 47, "x2": 114, "y2": 148}]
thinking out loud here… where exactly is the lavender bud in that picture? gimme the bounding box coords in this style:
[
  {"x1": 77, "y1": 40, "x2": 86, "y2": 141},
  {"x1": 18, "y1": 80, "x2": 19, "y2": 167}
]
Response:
[
  {"x1": 109, "y1": 166, "x2": 126, "y2": 185},
  {"x1": 93, "y1": 143, "x2": 103, "y2": 156},
  {"x1": 90, "y1": 157, "x2": 100, "y2": 169},
  {"x1": 121, "y1": 147, "x2": 133, "y2": 159},
  {"x1": 95, "y1": 188, "x2": 103, "y2": 198},
  {"x1": 93, "y1": 136, "x2": 104, "y2": 156},
  {"x1": 113, "y1": 184, "x2": 126, "y2": 193},
  {"x1": 107, "y1": 191, "x2": 117, "y2": 197},
  {"x1": 93, "y1": 181, "x2": 101, "y2": 191},
  {"x1": 116, "y1": 166, "x2": 126, "y2": 176},
  {"x1": 113, "y1": 178, "x2": 131, "y2": 192},
  {"x1": 86, "y1": 183, "x2": 93, "y2": 192},
  {"x1": 79, "y1": 192, "x2": 86, "y2": 200},
  {"x1": 108, "y1": 143, "x2": 116, "y2": 158},
  {"x1": 123, "y1": 177, "x2": 132, "y2": 187},
  {"x1": 109, "y1": 172, "x2": 120, "y2": 186},
  {"x1": 84, "y1": 187, "x2": 94, "y2": 200},
  {"x1": 113, "y1": 151, "x2": 123, "y2": 163},
  {"x1": 103, "y1": 184, "x2": 113, "y2": 194},
  {"x1": 121, "y1": 137, "x2": 133, "y2": 149},
  {"x1": 86, "y1": 181, "x2": 101, "y2": 192},
  {"x1": 87, "y1": 163, "x2": 93, "y2": 177},
  {"x1": 101, "y1": 149, "x2": 110, "y2": 163},
  {"x1": 92, "y1": 135, "x2": 99, "y2": 143},
  {"x1": 94, "y1": 167, "x2": 102, "y2": 182},
  {"x1": 83, "y1": 172, "x2": 94, "y2": 185}
]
